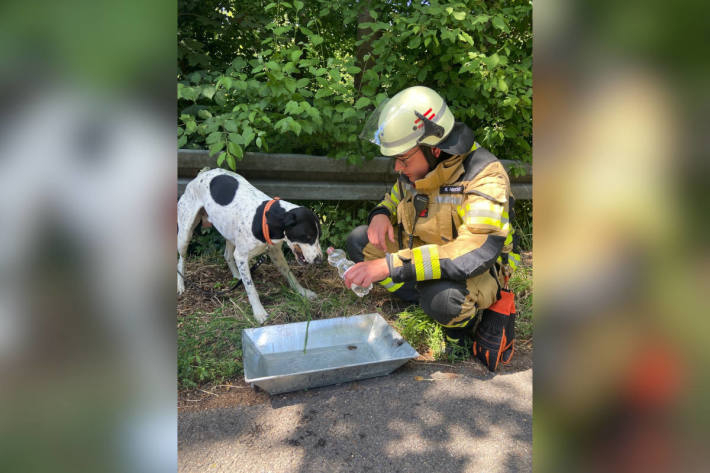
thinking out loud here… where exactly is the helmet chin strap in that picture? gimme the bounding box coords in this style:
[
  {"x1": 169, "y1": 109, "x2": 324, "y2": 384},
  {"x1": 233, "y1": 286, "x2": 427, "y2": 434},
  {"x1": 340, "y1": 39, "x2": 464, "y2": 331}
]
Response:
[{"x1": 421, "y1": 146, "x2": 441, "y2": 171}]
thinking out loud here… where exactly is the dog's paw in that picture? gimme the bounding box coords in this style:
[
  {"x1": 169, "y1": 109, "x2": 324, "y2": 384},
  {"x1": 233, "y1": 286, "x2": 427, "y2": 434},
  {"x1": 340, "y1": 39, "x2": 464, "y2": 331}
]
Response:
[
  {"x1": 301, "y1": 288, "x2": 317, "y2": 300},
  {"x1": 177, "y1": 279, "x2": 185, "y2": 295},
  {"x1": 253, "y1": 310, "x2": 269, "y2": 324}
]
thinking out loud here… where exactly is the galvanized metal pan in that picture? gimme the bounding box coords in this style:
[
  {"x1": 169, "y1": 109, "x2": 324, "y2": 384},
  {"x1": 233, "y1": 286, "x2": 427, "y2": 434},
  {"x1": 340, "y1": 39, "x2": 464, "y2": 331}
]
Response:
[{"x1": 242, "y1": 313, "x2": 419, "y2": 395}]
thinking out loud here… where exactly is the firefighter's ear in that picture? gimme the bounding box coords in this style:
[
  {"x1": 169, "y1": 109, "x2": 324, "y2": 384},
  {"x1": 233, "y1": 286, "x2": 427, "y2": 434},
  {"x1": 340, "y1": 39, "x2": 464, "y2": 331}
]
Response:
[{"x1": 432, "y1": 147, "x2": 442, "y2": 158}]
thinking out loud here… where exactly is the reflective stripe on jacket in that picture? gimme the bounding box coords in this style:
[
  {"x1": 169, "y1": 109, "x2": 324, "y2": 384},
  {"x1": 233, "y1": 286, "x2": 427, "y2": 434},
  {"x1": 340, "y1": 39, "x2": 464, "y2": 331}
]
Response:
[{"x1": 371, "y1": 143, "x2": 520, "y2": 283}]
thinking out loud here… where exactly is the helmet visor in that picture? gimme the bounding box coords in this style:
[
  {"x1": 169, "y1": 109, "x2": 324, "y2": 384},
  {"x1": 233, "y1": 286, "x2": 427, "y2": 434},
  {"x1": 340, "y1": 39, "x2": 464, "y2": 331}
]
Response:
[{"x1": 358, "y1": 98, "x2": 392, "y2": 146}]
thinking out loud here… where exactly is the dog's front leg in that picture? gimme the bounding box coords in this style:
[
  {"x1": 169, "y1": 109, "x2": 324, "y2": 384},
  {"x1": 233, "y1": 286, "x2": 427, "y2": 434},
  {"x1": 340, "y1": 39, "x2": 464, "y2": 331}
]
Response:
[
  {"x1": 235, "y1": 256, "x2": 268, "y2": 324},
  {"x1": 267, "y1": 245, "x2": 317, "y2": 300}
]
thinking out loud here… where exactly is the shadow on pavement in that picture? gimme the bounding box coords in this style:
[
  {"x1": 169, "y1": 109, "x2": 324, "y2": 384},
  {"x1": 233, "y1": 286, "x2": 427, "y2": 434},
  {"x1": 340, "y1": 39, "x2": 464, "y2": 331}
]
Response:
[{"x1": 179, "y1": 352, "x2": 532, "y2": 473}]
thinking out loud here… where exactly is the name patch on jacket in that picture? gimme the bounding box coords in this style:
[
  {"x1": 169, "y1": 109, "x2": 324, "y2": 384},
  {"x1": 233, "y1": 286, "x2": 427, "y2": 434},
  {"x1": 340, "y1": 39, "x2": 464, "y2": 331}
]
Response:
[{"x1": 439, "y1": 185, "x2": 464, "y2": 194}]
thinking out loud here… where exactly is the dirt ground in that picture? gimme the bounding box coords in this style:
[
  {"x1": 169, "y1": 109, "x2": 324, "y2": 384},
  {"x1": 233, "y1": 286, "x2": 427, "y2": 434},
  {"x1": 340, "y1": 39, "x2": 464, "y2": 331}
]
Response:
[
  {"x1": 177, "y1": 344, "x2": 533, "y2": 413},
  {"x1": 177, "y1": 251, "x2": 533, "y2": 410}
]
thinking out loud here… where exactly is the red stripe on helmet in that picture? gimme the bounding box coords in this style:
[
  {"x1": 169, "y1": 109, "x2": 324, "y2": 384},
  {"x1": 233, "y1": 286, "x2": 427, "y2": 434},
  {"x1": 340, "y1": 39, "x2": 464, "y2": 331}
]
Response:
[{"x1": 414, "y1": 108, "x2": 434, "y2": 124}]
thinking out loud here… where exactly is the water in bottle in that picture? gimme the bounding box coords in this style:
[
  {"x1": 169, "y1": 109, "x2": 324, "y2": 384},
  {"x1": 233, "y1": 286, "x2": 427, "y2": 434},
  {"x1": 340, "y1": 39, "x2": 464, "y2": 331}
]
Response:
[{"x1": 326, "y1": 247, "x2": 372, "y2": 297}]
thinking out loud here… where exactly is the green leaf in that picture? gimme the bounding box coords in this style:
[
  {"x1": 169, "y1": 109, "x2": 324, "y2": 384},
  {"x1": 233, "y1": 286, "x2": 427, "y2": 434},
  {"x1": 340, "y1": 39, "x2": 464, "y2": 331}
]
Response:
[
  {"x1": 283, "y1": 61, "x2": 298, "y2": 74},
  {"x1": 227, "y1": 154, "x2": 236, "y2": 170},
  {"x1": 231, "y1": 57, "x2": 246, "y2": 71},
  {"x1": 290, "y1": 50, "x2": 302, "y2": 62},
  {"x1": 301, "y1": 122, "x2": 314, "y2": 134},
  {"x1": 206, "y1": 131, "x2": 222, "y2": 145},
  {"x1": 307, "y1": 107, "x2": 321, "y2": 123},
  {"x1": 315, "y1": 88, "x2": 333, "y2": 98},
  {"x1": 188, "y1": 71, "x2": 202, "y2": 83},
  {"x1": 228, "y1": 133, "x2": 244, "y2": 145},
  {"x1": 492, "y1": 15, "x2": 506, "y2": 31},
  {"x1": 311, "y1": 35, "x2": 324, "y2": 46},
  {"x1": 407, "y1": 36, "x2": 421, "y2": 49},
  {"x1": 354, "y1": 97, "x2": 371, "y2": 109},
  {"x1": 265, "y1": 2, "x2": 277, "y2": 11},
  {"x1": 458, "y1": 31, "x2": 474, "y2": 45},
  {"x1": 346, "y1": 65, "x2": 361, "y2": 74},
  {"x1": 242, "y1": 128, "x2": 255, "y2": 147},
  {"x1": 228, "y1": 142, "x2": 243, "y2": 159},
  {"x1": 179, "y1": 86, "x2": 198, "y2": 101},
  {"x1": 472, "y1": 14, "x2": 490, "y2": 26},
  {"x1": 329, "y1": 68, "x2": 341, "y2": 82},
  {"x1": 177, "y1": 135, "x2": 187, "y2": 148},
  {"x1": 498, "y1": 77, "x2": 509, "y2": 93},
  {"x1": 224, "y1": 120, "x2": 238, "y2": 132},
  {"x1": 294, "y1": 0, "x2": 304, "y2": 11},
  {"x1": 220, "y1": 76, "x2": 233, "y2": 90},
  {"x1": 209, "y1": 141, "x2": 224, "y2": 156},
  {"x1": 343, "y1": 108, "x2": 357, "y2": 120},
  {"x1": 217, "y1": 152, "x2": 226, "y2": 166},
  {"x1": 453, "y1": 11, "x2": 466, "y2": 21},
  {"x1": 285, "y1": 100, "x2": 301, "y2": 115},
  {"x1": 256, "y1": 136, "x2": 262, "y2": 149},
  {"x1": 202, "y1": 86, "x2": 216, "y2": 100},
  {"x1": 441, "y1": 29, "x2": 456, "y2": 43}
]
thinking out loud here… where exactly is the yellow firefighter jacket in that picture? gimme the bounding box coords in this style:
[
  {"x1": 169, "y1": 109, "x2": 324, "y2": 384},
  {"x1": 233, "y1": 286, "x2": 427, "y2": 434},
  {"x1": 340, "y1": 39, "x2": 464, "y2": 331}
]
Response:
[{"x1": 373, "y1": 143, "x2": 521, "y2": 284}]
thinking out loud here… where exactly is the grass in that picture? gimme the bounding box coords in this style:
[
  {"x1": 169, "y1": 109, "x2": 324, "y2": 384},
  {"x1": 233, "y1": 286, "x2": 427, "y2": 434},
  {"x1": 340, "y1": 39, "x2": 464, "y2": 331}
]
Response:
[
  {"x1": 178, "y1": 248, "x2": 533, "y2": 391},
  {"x1": 513, "y1": 199, "x2": 533, "y2": 251},
  {"x1": 177, "y1": 303, "x2": 259, "y2": 390},
  {"x1": 392, "y1": 306, "x2": 446, "y2": 360},
  {"x1": 509, "y1": 264, "x2": 533, "y2": 340}
]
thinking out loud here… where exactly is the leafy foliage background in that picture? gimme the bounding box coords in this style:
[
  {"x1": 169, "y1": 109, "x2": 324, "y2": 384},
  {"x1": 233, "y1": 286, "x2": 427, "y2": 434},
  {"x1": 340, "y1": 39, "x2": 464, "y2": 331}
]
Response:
[{"x1": 178, "y1": 0, "x2": 531, "y2": 168}]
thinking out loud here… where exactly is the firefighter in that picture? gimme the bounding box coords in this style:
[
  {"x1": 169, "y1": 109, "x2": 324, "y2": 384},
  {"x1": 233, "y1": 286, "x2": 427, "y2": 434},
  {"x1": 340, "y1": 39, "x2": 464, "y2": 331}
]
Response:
[{"x1": 344, "y1": 86, "x2": 521, "y2": 350}]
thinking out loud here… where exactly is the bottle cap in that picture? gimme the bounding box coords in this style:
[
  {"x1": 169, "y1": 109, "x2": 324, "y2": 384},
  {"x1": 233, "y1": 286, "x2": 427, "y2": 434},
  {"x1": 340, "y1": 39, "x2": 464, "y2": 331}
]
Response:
[{"x1": 327, "y1": 247, "x2": 334, "y2": 254}]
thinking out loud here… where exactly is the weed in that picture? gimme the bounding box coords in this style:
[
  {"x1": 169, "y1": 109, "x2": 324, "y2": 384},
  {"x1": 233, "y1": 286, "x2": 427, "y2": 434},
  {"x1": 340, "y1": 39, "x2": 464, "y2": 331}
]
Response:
[
  {"x1": 187, "y1": 226, "x2": 223, "y2": 257},
  {"x1": 512, "y1": 199, "x2": 532, "y2": 251},
  {"x1": 444, "y1": 336, "x2": 475, "y2": 363},
  {"x1": 509, "y1": 264, "x2": 533, "y2": 340},
  {"x1": 177, "y1": 303, "x2": 259, "y2": 389},
  {"x1": 293, "y1": 200, "x2": 378, "y2": 250},
  {"x1": 392, "y1": 306, "x2": 446, "y2": 360}
]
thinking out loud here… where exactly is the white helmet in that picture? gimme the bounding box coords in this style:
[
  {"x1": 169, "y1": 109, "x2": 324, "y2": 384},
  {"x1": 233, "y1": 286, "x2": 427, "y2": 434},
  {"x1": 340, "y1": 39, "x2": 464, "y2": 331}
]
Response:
[{"x1": 360, "y1": 86, "x2": 455, "y2": 156}]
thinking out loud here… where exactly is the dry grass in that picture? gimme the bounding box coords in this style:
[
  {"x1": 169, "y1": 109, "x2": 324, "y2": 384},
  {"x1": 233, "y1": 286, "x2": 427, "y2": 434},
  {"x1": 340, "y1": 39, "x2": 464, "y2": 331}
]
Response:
[{"x1": 177, "y1": 251, "x2": 533, "y2": 392}]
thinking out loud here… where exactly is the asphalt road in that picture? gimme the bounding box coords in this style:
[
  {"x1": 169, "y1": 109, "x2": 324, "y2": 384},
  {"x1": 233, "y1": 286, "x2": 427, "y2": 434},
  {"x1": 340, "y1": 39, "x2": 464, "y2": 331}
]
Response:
[{"x1": 179, "y1": 357, "x2": 532, "y2": 473}]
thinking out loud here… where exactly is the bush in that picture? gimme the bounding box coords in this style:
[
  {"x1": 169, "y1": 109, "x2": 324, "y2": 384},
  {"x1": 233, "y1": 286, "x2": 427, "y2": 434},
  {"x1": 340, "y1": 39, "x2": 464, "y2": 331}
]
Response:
[{"x1": 178, "y1": 0, "x2": 531, "y2": 167}]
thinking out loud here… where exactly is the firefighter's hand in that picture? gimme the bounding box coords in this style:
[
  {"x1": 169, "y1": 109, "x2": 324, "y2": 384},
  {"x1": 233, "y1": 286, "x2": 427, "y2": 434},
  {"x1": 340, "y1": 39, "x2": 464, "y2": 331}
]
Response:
[
  {"x1": 344, "y1": 258, "x2": 389, "y2": 289},
  {"x1": 368, "y1": 214, "x2": 395, "y2": 253}
]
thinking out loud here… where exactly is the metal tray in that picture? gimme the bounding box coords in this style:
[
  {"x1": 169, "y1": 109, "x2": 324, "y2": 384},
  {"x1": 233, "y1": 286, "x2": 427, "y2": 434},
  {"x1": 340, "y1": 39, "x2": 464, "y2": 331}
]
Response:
[{"x1": 242, "y1": 313, "x2": 419, "y2": 394}]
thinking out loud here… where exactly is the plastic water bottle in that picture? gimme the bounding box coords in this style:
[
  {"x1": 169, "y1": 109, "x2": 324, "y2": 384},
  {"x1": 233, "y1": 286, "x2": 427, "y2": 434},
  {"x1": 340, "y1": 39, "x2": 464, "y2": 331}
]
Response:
[{"x1": 327, "y1": 247, "x2": 372, "y2": 297}]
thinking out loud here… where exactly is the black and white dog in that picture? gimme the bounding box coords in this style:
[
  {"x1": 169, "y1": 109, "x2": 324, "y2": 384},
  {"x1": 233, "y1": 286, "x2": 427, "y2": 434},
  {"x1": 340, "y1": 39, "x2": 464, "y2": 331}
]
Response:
[{"x1": 177, "y1": 169, "x2": 322, "y2": 323}]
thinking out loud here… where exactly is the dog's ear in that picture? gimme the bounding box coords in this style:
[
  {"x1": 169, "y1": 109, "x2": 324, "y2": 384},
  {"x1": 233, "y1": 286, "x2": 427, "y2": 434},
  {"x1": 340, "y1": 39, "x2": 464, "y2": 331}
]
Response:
[{"x1": 283, "y1": 210, "x2": 298, "y2": 229}]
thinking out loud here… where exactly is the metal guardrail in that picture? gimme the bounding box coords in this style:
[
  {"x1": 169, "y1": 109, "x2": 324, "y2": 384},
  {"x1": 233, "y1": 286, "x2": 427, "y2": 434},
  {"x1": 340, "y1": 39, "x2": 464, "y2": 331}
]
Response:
[{"x1": 178, "y1": 149, "x2": 531, "y2": 200}]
